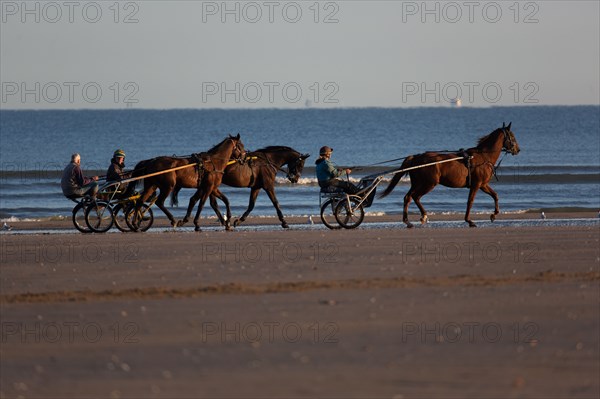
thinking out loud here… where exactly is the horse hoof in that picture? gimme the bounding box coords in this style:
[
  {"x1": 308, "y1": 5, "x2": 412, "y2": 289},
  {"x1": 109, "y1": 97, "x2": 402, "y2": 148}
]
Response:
[
  {"x1": 406, "y1": 222, "x2": 414, "y2": 229},
  {"x1": 194, "y1": 226, "x2": 202, "y2": 232},
  {"x1": 420, "y1": 215, "x2": 428, "y2": 224},
  {"x1": 490, "y1": 214, "x2": 496, "y2": 222},
  {"x1": 233, "y1": 218, "x2": 241, "y2": 227},
  {"x1": 176, "y1": 220, "x2": 185, "y2": 227},
  {"x1": 282, "y1": 222, "x2": 289, "y2": 229},
  {"x1": 468, "y1": 222, "x2": 477, "y2": 228}
]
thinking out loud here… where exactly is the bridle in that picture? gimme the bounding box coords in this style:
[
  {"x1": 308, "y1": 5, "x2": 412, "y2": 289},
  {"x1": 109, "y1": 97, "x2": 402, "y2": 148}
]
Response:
[
  {"x1": 284, "y1": 156, "x2": 305, "y2": 182},
  {"x1": 502, "y1": 128, "x2": 516, "y2": 154},
  {"x1": 256, "y1": 153, "x2": 305, "y2": 182},
  {"x1": 230, "y1": 138, "x2": 245, "y2": 160}
]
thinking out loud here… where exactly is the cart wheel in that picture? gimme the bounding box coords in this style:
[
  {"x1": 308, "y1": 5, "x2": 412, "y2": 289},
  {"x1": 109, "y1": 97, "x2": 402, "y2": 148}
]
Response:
[
  {"x1": 85, "y1": 201, "x2": 114, "y2": 233},
  {"x1": 72, "y1": 202, "x2": 92, "y2": 233},
  {"x1": 126, "y1": 204, "x2": 154, "y2": 232},
  {"x1": 113, "y1": 204, "x2": 133, "y2": 232},
  {"x1": 320, "y1": 199, "x2": 342, "y2": 230},
  {"x1": 335, "y1": 197, "x2": 365, "y2": 229}
]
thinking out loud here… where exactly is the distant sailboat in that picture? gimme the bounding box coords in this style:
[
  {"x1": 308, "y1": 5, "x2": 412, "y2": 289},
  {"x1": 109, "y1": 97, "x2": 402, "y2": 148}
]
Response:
[{"x1": 450, "y1": 98, "x2": 462, "y2": 107}]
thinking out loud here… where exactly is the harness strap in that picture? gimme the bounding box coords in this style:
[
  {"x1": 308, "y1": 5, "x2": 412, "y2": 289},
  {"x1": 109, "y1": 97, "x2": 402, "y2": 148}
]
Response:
[
  {"x1": 467, "y1": 156, "x2": 472, "y2": 187},
  {"x1": 493, "y1": 152, "x2": 507, "y2": 181}
]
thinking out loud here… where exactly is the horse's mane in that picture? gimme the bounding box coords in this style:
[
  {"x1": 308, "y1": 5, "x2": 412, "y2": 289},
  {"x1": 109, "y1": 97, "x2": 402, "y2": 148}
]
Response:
[
  {"x1": 255, "y1": 146, "x2": 297, "y2": 154},
  {"x1": 207, "y1": 137, "x2": 234, "y2": 153},
  {"x1": 476, "y1": 128, "x2": 502, "y2": 148}
]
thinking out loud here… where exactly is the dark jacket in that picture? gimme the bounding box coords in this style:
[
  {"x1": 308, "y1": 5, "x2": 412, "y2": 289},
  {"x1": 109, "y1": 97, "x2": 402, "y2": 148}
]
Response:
[
  {"x1": 61, "y1": 162, "x2": 92, "y2": 196},
  {"x1": 106, "y1": 159, "x2": 131, "y2": 182}
]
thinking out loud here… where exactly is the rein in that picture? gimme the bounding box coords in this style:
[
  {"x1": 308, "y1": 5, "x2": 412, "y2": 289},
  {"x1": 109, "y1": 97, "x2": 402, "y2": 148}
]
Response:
[
  {"x1": 369, "y1": 134, "x2": 505, "y2": 167},
  {"x1": 368, "y1": 156, "x2": 409, "y2": 166},
  {"x1": 247, "y1": 152, "x2": 299, "y2": 181}
]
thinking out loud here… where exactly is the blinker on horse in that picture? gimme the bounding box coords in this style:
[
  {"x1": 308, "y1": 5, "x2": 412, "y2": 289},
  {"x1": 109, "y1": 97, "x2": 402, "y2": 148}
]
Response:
[{"x1": 380, "y1": 122, "x2": 520, "y2": 228}]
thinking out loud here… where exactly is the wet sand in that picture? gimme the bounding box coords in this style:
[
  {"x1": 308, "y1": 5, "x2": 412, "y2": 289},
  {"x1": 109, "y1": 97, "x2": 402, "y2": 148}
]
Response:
[
  {"x1": 5, "y1": 209, "x2": 599, "y2": 231},
  {"x1": 1, "y1": 214, "x2": 599, "y2": 398}
]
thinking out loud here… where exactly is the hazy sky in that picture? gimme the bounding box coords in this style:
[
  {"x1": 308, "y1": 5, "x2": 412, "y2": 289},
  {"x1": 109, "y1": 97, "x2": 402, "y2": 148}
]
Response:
[{"x1": 1, "y1": 0, "x2": 598, "y2": 108}]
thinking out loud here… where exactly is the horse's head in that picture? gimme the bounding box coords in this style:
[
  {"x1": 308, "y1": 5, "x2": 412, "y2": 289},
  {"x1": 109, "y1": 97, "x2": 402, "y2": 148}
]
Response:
[
  {"x1": 501, "y1": 122, "x2": 520, "y2": 155},
  {"x1": 229, "y1": 133, "x2": 246, "y2": 159},
  {"x1": 286, "y1": 153, "x2": 310, "y2": 183}
]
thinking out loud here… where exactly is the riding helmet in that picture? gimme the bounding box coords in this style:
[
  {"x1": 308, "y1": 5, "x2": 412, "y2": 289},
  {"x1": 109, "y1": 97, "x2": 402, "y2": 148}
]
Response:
[
  {"x1": 113, "y1": 149, "x2": 126, "y2": 158},
  {"x1": 319, "y1": 146, "x2": 333, "y2": 155}
]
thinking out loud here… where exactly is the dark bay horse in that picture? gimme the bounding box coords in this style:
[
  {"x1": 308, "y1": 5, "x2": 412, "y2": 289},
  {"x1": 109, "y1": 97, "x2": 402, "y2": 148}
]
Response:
[
  {"x1": 172, "y1": 146, "x2": 310, "y2": 229},
  {"x1": 380, "y1": 123, "x2": 520, "y2": 228},
  {"x1": 128, "y1": 134, "x2": 245, "y2": 230}
]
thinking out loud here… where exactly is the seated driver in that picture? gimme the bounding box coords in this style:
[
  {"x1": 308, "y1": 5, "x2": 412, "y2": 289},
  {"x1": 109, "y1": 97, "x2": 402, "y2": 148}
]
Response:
[
  {"x1": 106, "y1": 149, "x2": 135, "y2": 198},
  {"x1": 61, "y1": 153, "x2": 99, "y2": 198},
  {"x1": 315, "y1": 146, "x2": 359, "y2": 194}
]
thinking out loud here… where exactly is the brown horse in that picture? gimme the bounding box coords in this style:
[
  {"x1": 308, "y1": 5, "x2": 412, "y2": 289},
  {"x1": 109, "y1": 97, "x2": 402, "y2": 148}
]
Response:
[
  {"x1": 172, "y1": 146, "x2": 310, "y2": 229},
  {"x1": 380, "y1": 123, "x2": 520, "y2": 228},
  {"x1": 129, "y1": 134, "x2": 245, "y2": 230}
]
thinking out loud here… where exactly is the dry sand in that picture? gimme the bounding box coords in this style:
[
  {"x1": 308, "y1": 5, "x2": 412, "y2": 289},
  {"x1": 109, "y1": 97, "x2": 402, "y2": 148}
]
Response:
[{"x1": 1, "y1": 213, "x2": 599, "y2": 398}]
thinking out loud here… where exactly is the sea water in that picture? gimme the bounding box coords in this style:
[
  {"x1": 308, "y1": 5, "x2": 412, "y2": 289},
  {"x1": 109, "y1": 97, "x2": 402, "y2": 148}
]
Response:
[{"x1": 1, "y1": 106, "x2": 598, "y2": 221}]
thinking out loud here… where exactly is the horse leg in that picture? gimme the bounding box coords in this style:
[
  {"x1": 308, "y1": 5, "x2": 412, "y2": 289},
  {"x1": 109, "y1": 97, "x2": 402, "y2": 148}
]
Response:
[
  {"x1": 465, "y1": 186, "x2": 480, "y2": 227},
  {"x1": 154, "y1": 188, "x2": 178, "y2": 227},
  {"x1": 403, "y1": 187, "x2": 414, "y2": 228},
  {"x1": 170, "y1": 186, "x2": 181, "y2": 207},
  {"x1": 412, "y1": 184, "x2": 436, "y2": 225},
  {"x1": 480, "y1": 184, "x2": 499, "y2": 222},
  {"x1": 264, "y1": 188, "x2": 288, "y2": 228},
  {"x1": 211, "y1": 188, "x2": 232, "y2": 230},
  {"x1": 234, "y1": 187, "x2": 260, "y2": 227},
  {"x1": 192, "y1": 191, "x2": 211, "y2": 232},
  {"x1": 179, "y1": 189, "x2": 201, "y2": 227},
  {"x1": 208, "y1": 194, "x2": 225, "y2": 225}
]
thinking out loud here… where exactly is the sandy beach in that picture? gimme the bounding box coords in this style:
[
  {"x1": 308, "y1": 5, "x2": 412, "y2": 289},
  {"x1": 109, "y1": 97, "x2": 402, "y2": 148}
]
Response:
[{"x1": 1, "y1": 213, "x2": 599, "y2": 398}]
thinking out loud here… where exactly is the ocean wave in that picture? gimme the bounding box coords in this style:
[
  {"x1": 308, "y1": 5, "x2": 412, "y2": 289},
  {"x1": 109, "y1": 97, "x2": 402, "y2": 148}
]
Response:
[
  {"x1": 253, "y1": 172, "x2": 598, "y2": 186},
  {"x1": 2, "y1": 165, "x2": 598, "y2": 187},
  {"x1": 1, "y1": 216, "x2": 42, "y2": 222}
]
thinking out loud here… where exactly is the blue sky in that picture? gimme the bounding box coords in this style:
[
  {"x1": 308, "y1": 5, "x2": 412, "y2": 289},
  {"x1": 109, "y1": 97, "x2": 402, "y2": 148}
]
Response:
[{"x1": 1, "y1": 1, "x2": 599, "y2": 108}]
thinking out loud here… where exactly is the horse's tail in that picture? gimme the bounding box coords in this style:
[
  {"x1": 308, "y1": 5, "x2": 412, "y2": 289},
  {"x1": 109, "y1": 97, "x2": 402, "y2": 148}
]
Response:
[
  {"x1": 170, "y1": 186, "x2": 181, "y2": 207},
  {"x1": 379, "y1": 157, "x2": 412, "y2": 198},
  {"x1": 126, "y1": 159, "x2": 150, "y2": 194}
]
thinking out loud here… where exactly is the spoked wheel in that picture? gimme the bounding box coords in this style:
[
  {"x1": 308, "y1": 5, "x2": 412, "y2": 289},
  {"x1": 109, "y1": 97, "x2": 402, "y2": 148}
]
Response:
[
  {"x1": 320, "y1": 199, "x2": 342, "y2": 230},
  {"x1": 85, "y1": 201, "x2": 114, "y2": 233},
  {"x1": 126, "y1": 204, "x2": 154, "y2": 232},
  {"x1": 113, "y1": 204, "x2": 133, "y2": 232},
  {"x1": 72, "y1": 202, "x2": 92, "y2": 233},
  {"x1": 334, "y1": 196, "x2": 365, "y2": 229}
]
